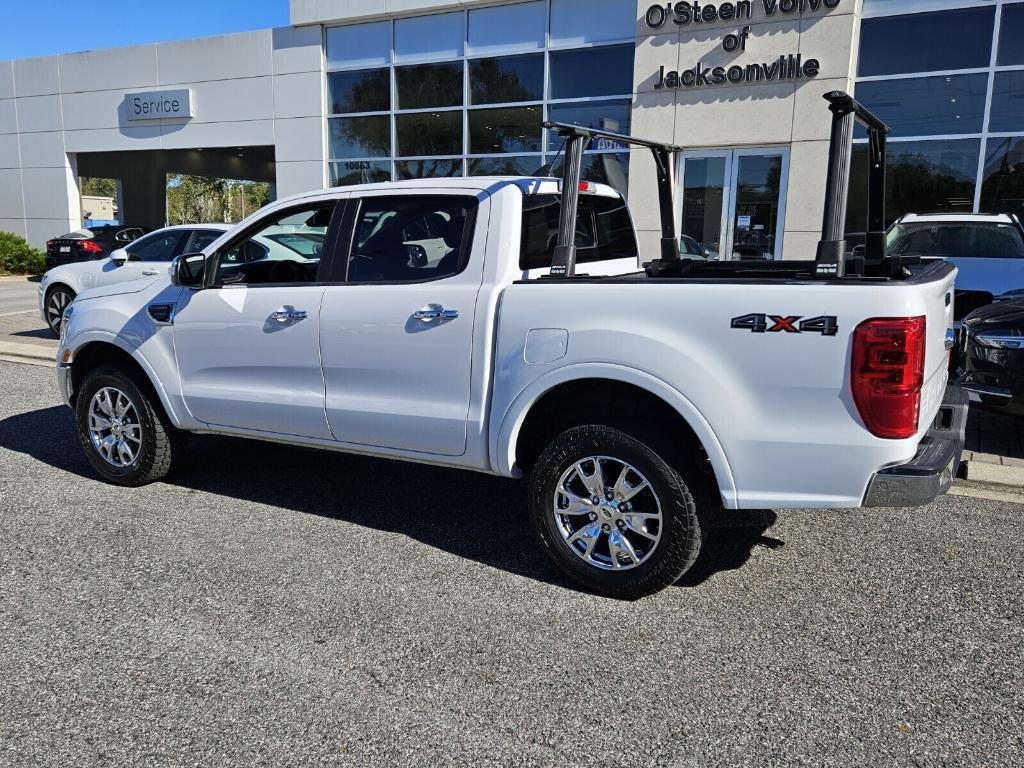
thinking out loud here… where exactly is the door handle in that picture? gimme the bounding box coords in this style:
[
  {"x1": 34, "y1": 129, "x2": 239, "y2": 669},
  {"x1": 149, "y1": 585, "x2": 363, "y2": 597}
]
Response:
[
  {"x1": 414, "y1": 304, "x2": 458, "y2": 322},
  {"x1": 141, "y1": 269, "x2": 160, "y2": 276},
  {"x1": 270, "y1": 308, "x2": 308, "y2": 322}
]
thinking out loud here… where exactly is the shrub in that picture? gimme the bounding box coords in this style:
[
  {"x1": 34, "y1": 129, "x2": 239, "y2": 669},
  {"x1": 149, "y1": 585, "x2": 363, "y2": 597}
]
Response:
[{"x1": 0, "y1": 231, "x2": 46, "y2": 275}]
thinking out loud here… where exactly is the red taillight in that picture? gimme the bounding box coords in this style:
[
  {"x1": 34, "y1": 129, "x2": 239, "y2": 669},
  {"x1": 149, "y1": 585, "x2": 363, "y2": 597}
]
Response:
[
  {"x1": 46, "y1": 239, "x2": 54, "y2": 249},
  {"x1": 852, "y1": 316, "x2": 927, "y2": 439},
  {"x1": 79, "y1": 240, "x2": 103, "y2": 253}
]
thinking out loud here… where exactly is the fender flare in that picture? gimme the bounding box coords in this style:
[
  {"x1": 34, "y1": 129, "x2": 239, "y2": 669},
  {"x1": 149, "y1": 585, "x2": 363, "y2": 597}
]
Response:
[
  {"x1": 491, "y1": 362, "x2": 738, "y2": 508},
  {"x1": 68, "y1": 329, "x2": 192, "y2": 429}
]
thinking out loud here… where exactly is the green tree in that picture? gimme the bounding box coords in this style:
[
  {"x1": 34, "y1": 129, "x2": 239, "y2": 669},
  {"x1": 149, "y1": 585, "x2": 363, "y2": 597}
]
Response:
[{"x1": 80, "y1": 177, "x2": 117, "y2": 198}]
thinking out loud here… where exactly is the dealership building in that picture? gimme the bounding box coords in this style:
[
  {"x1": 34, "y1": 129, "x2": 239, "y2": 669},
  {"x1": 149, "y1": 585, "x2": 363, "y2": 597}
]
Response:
[{"x1": 1, "y1": 0, "x2": 1022, "y2": 259}]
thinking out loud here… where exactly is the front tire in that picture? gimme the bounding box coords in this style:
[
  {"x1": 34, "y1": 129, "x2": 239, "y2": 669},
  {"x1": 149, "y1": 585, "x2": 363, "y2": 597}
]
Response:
[
  {"x1": 529, "y1": 425, "x2": 708, "y2": 599},
  {"x1": 75, "y1": 366, "x2": 185, "y2": 486},
  {"x1": 44, "y1": 285, "x2": 75, "y2": 337}
]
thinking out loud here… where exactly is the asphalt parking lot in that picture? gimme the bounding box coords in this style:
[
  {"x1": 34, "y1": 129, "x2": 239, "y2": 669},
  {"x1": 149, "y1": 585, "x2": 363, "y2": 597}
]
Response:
[{"x1": 1, "y1": 360, "x2": 1022, "y2": 767}]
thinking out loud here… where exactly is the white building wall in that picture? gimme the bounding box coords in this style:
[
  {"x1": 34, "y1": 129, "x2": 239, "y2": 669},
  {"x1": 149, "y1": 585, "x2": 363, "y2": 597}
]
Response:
[
  {"x1": 629, "y1": 0, "x2": 863, "y2": 260},
  {"x1": 0, "y1": 26, "x2": 326, "y2": 247}
]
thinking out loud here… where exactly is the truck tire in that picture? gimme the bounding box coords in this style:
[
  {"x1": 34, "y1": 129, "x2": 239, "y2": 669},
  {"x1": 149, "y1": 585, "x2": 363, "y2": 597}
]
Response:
[
  {"x1": 75, "y1": 365, "x2": 185, "y2": 487},
  {"x1": 529, "y1": 424, "x2": 707, "y2": 599}
]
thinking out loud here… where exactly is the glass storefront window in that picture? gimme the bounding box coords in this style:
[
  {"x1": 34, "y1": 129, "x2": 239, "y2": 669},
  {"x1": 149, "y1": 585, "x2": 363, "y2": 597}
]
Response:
[
  {"x1": 998, "y1": 3, "x2": 1024, "y2": 66},
  {"x1": 396, "y1": 112, "x2": 463, "y2": 157},
  {"x1": 396, "y1": 159, "x2": 464, "y2": 179},
  {"x1": 854, "y1": 74, "x2": 988, "y2": 138},
  {"x1": 858, "y1": 7, "x2": 995, "y2": 76},
  {"x1": 981, "y1": 137, "x2": 1024, "y2": 216},
  {"x1": 469, "y1": 106, "x2": 543, "y2": 154},
  {"x1": 547, "y1": 99, "x2": 631, "y2": 149},
  {"x1": 324, "y1": 7, "x2": 634, "y2": 187},
  {"x1": 847, "y1": 139, "x2": 981, "y2": 231},
  {"x1": 395, "y1": 12, "x2": 463, "y2": 62},
  {"x1": 989, "y1": 72, "x2": 1024, "y2": 133},
  {"x1": 331, "y1": 161, "x2": 392, "y2": 187},
  {"x1": 550, "y1": 152, "x2": 630, "y2": 198},
  {"x1": 468, "y1": 2, "x2": 545, "y2": 56},
  {"x1": 396, "y1": 62, "x2": 463, "y2": 110},
  {"x1": 326, "y1": 21, "x2": 391, "y2": 69},
  {"x1": 328, "y1": 69, "x2": 390, "y2": 114},
  {"x1": 550, "y1": 0, "x2": 635, "y2": 46},
  {"x1": 468, "y1": 155, "x2": 545, "y2": 176},
  {"x1": 470, "y1": 54, "x2": 545, "y2": 105},
  {"x1": 549, "y1": 45, "x2": 634, "y2": 99},
  {"x1": 329, "y1": 116, "x2": 391, "y2": 159}
]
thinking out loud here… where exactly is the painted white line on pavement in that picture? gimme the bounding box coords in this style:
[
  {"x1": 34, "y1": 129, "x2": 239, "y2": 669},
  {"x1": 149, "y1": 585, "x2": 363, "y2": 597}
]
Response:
[{"x1": 0, "y1": 309, "x2": 38, "y2": 317}]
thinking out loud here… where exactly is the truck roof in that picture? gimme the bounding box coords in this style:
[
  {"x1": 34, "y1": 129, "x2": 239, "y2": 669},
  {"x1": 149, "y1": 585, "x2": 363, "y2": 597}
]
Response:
[{"x1": 277, "y1": 177, "x2": 623, "y2": 208}]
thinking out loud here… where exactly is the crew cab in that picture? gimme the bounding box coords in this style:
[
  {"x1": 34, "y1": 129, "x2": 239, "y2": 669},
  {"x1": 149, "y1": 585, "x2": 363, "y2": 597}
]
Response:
[{"x1": 54, "y1": 94, "x2": 967, "y2": 598}]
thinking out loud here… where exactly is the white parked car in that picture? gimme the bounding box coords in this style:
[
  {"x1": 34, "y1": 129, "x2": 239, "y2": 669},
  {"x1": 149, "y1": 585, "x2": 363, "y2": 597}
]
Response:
[
  {"x1": 39, "y1": 222, "x2": 328, "y2": 336},
  {"x1": 884, "y1": 213, "x2": 1024, "y2": 300},
  {"x1": 39, "y1": 224, "x2": 229, "y2": 337}
]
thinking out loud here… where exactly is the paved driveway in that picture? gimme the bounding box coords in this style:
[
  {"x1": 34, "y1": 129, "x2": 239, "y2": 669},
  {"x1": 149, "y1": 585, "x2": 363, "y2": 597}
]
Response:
[
  {"x1": 1, "y1": 361, "x2": 1021, "y2": 767},
  {"x1": 0, "y1": 276, "x2": 39, "y2": 316}
]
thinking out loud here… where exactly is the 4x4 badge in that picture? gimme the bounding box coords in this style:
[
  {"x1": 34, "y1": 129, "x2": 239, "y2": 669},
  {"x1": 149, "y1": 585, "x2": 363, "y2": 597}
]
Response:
[{"x1": 731, "y1": 314, "x2": 838, "y2": 336}]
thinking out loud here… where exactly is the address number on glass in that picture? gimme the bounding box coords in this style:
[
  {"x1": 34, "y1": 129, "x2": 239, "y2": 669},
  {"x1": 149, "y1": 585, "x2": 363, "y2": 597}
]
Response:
[
  {"x1": 344, "y1": 161, "x2": 372, "y2": 170},
  {"x1": 731, "y1": 313, "x2": 838, "y2": 336}
]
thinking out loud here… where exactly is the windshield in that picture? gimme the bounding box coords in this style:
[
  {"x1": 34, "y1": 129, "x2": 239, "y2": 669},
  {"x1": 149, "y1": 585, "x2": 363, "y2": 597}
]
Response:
[{"x1": 886, "y1": 221, "x2": 1024, "y2": 259}]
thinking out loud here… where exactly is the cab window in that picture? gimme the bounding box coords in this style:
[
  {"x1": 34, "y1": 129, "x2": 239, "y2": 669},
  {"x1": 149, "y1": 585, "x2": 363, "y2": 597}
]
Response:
[
  {"x1": 345, "y1": 196, "x2": 477, "y2": 283},
  {"x1": 520, "y1": 194, "x2": 638, "y2": 270},
  {"x1": 214, "y1": 205, "x2": 334, "y2": 286}
]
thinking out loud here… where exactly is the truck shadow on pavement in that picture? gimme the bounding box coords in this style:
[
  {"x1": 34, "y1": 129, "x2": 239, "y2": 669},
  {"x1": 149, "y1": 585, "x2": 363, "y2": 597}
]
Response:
[{"x1": 0, "y1": 405, "x2": 783, "y2": 593}]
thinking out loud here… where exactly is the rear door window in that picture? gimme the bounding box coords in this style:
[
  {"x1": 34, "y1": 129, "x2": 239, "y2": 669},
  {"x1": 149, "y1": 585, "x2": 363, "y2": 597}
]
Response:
[
  {"x1": 344, "y1": 196, "x2": 477, "y2": 283},
  {"x1": 184, "y1": 229, "x2": 224, "y2": 253},
  {"x1": 520, "y1": 194, "x2": 638, "y2": 270},
  {"x1": 127, "y1": 231, "x2": 187, "y2": 261}
]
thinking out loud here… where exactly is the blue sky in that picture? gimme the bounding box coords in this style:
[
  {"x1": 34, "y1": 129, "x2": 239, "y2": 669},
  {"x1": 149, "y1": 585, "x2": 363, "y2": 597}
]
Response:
[{"x1": 1, "y1": 0, "x2": 290, "y2": 61}]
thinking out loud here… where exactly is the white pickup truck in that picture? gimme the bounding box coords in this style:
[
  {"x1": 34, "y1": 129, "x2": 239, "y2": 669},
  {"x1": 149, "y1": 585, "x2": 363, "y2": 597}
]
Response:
[{"x1": 55, "y1": 94, "x2": 966, "y2": 598}]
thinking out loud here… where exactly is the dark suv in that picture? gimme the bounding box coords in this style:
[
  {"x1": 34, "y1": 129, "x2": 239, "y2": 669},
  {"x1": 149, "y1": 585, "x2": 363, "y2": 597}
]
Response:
[{"x1": 45, "y1": 225, "x2": 151, "y2": 270}]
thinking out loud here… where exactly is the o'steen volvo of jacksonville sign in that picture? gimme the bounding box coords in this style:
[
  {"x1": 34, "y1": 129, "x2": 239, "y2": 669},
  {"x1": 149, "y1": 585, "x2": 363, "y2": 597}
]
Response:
[{"x1": 645, "y1": 0, "x2": 842, "y2": 91}]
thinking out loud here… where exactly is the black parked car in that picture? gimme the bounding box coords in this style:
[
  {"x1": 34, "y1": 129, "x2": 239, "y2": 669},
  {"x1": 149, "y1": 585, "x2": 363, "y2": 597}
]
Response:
[
  {"x1": 45, "y1": 225, "x2": 150, "y2": 270},
  {"x1": 960, "y1": 298, "x2": 1024, "y2": 414}
]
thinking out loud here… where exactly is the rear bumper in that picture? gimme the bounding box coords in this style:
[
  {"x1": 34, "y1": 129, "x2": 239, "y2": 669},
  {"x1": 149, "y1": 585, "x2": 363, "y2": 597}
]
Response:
[{"x1": 862, "y1": 384, "x2": 968, "y2": 507}]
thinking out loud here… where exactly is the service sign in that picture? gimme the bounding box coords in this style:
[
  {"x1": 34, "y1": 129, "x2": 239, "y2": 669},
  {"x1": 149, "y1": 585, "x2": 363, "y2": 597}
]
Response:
[{"x1": 124, "y1": 89, "x2": 193, "y2": 122}]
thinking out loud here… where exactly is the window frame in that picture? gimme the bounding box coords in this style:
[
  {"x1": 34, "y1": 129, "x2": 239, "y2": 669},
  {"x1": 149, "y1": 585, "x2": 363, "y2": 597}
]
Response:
[
  {"x1": 203, "y1": 199, "x2": 347, "y2": 290},
  {"x1": 330, "y1": 193, "x2": 480, "y2": 285}
]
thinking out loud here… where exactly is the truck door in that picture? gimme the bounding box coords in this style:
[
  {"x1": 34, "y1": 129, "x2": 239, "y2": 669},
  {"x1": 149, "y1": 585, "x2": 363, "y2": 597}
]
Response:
[
  {"x1": 319, "y1": 192, "x2": 487, "y2": 456},
  {"x1": 172, "y1": 199, "x2": 345, "y2": 439}
]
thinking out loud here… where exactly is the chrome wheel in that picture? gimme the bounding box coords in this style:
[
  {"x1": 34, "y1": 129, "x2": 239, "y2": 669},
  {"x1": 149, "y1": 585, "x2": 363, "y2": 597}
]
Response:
[
  {"x1": 88, "y1": 387, "x2": 142, "y2": 468},
  {"x1": 552, "y1": 456, "x2": 663, "y2": 571},
  {"x1": 46, "y1": 289, "x2": 71, "y2": 333}
]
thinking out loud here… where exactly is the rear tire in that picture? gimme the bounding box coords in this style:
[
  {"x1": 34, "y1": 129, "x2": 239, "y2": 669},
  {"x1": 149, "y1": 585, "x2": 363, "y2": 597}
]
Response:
[
  {"x1": 75, "y1": 366, "x2": 186, "y2": 486},
  {"x1": 44, "y1": 285, "x2": 75, "y2": 337},
  {"x1": 529, "y1": 424, "x2": 708, "y2": 599}
]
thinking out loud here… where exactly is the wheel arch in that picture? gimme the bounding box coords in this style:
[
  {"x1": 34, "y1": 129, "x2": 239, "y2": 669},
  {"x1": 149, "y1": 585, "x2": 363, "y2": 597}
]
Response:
[
  {"x1": 67, "y1": 334, "x2": 186, "y2": 428},
  {"x1": 493, "y1": 364, "x2": 738, "y2": 509}
]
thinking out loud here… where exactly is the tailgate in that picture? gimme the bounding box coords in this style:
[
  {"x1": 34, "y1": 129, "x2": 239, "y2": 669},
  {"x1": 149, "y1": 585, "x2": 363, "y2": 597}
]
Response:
[{"x1": 915, "y1": 265, "x2": 957, "y2": 439}]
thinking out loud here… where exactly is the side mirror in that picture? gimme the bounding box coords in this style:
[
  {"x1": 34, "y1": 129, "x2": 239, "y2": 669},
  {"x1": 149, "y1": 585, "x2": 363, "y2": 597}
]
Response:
[
  {"x1": 110, "y1": 248, "x2": 128, "y2": 265},
  {"x1": 405, "y1": 243, "x2": 429, "y2": 268},
  {"x1": 170, "y1": 252, "x2": 206, "y2": 288}
]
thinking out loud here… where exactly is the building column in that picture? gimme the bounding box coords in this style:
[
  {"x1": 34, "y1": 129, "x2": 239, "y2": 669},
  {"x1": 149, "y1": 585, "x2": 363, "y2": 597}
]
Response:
[{"x1": 118, "y1": 165, "x2": 167, "y2": 230}]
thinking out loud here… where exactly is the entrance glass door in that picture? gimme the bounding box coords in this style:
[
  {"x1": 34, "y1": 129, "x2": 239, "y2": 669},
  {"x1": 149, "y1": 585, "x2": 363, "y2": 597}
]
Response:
[{"x1": 679, "y1": 148, "x2": 790, "y2": 260}]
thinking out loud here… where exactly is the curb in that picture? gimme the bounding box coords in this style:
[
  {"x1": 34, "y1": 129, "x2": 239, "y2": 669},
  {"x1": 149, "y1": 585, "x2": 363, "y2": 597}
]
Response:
[
  {"x1": 0, "y1": 341, "x2": 56, "y2": 367},
  {"x1": 959, "y1": 459, "x2": 1024, "y2": 490}
]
